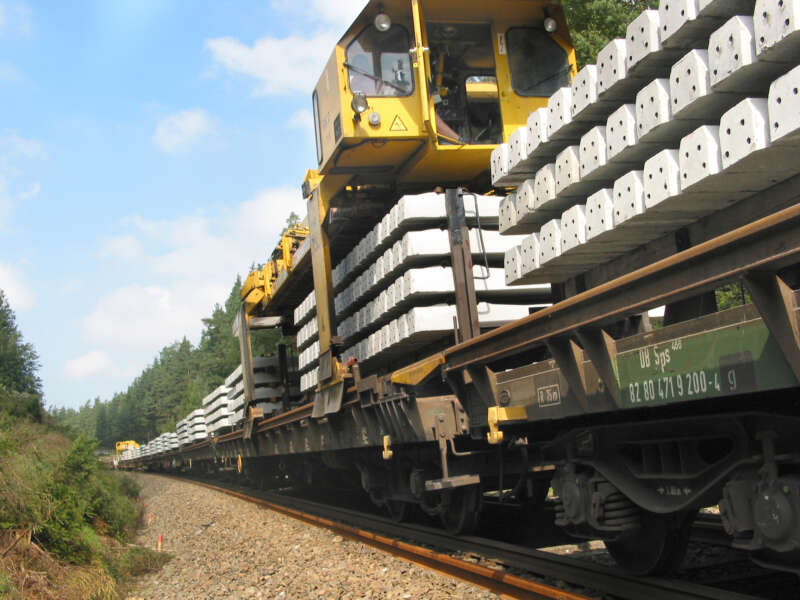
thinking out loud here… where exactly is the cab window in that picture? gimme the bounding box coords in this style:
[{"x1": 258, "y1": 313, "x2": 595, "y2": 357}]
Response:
[
  {"x1": 346, "y1": 25, "x2": 414, "y2": 97},
  {"x1": 507, "y1": 28, "x2": 570, "y2": 97}
]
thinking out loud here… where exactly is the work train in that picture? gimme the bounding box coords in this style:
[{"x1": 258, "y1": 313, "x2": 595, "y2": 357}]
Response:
[{"x1": 120, "y1": 0, "x2": 800, "y2": 576}]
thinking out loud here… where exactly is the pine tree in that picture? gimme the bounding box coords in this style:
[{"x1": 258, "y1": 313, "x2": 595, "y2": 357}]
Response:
[{"x1": 0, "y1": 289, "x2": 43, "y2": 421}]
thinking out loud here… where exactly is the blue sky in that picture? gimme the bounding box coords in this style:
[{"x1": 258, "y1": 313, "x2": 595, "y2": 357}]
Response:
[{"x1": 0, "y1": 0, "x2": 365, "y2": 409}]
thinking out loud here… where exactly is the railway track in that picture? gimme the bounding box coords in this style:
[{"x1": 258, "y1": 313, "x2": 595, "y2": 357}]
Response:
[{"x1": 163, "y1": 473, "x2": 786, "y2": 600}]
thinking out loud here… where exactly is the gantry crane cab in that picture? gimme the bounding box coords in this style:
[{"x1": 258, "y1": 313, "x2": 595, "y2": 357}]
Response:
[{"x1": 311, "y1": 0, "x2": 576, "y2": 187}]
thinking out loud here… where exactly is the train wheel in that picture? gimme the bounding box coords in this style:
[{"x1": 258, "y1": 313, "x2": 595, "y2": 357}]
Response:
[
  {"x1": 605, "y1": 511, "x2": 693, "y2": 575},
  {"x1": 385, "y1": 499, "x2": 411, "y2": 522},
  {"x1": 440, "y1": 486, "x2": 481, "y2": 535}
]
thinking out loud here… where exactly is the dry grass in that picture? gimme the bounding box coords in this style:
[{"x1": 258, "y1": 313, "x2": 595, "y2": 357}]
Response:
[{"x1": 0, "y1": 528, "x2": 171, "y2": 600}]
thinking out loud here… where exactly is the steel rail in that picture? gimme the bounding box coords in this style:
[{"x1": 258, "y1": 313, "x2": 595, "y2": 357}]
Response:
[
  {"x1": 445, "y1": 201, "x2": 800, "y2": 370},
  {"x1": 168, "y1": 475, "x2": 764, "y2": 600}
]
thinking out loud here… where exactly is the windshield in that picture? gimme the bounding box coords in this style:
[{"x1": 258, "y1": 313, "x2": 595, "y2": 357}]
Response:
[
  {"x1": 346, "y1": 25, "x2": 414, "y2": 97},
  {"x1": 507, "y1": 28, "x2": 570, "y2": 97}
]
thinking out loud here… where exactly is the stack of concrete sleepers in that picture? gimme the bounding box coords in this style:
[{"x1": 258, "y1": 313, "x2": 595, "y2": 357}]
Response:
[
  {"x1": 163, "y1": 432, "x2": 179, "y2": 451},
  {"x1": 176, "y1": 418, "x2": 190, "y2": 447},
  {"x1": 226, "y1": 355, "x2": 300, "y2": 424},
  {"x1": 296, "y1": 192, "x2": 552, "y2": 392},
  {"x1": 186, "y1": 409, "x2": 208, "y2": 444},
  {"x1": 497, "y1": 0, "x2": 800, "y2": 286},
  {"x1": 202, "y1": 385, "x2": 232, "y2": 437},
  {"x1": 148, "y1": 432, "x2": 177, "y2": 455}
]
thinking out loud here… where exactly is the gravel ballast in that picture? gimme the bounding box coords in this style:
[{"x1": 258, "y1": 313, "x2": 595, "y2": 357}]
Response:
[{"x1": 127, "y1": 474, "x2": 499, "y2": 600}]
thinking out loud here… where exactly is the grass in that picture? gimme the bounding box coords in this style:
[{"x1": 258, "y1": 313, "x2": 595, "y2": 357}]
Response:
[{"x1": 0, "y1": 413, "x2": 170, "y2": 599}]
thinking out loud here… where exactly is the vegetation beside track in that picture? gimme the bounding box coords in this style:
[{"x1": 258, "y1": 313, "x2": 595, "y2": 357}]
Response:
[{"x1": 0, "y1": 287, "x2": 169, "y2": 599}]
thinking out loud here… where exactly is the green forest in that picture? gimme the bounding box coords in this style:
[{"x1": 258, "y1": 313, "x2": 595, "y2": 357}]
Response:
[{"x1": 49, "y1": 277, "x2": 282, "y2": 447}]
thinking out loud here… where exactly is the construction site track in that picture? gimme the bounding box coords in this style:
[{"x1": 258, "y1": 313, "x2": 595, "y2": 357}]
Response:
[{"x1": 155, "y1": 473, "x2": 782, "y2": 600}]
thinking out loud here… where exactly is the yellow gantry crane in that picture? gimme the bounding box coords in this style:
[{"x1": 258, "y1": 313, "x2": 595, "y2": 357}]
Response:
[
  {"x1": 115, "y1": 440, "x2": 139, "y2": 458},
  {"x1": 241, "y1": 0, "x2": 577, "y2": 418}
]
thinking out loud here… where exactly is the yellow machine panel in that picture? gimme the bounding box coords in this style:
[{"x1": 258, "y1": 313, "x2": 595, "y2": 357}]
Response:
[
  {"x1": 115, "y1": 440, "x2": 139, "y2": 457},
  {"x1": 310, "y1": 0, "x2": 576, "y2": 187}
]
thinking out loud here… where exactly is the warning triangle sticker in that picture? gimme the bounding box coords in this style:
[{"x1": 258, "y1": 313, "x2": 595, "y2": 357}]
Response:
[{"x1": 390, "y1": 115, "x2": 408, "y2": 132}]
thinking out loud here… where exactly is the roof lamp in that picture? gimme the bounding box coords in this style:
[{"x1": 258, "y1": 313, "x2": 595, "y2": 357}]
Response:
[
  {"x1": 374, "y1": 10, "x2": 392, "y2": 32},
  {"x1": 544, "y1": 17, "x2": 558, "y2": 33}
]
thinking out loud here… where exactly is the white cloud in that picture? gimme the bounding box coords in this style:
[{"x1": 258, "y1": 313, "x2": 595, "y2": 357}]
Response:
[
  {"x1": 101, "y1": 233, "x2": 143, "y2": 261},
  {"x1": 83, "y1": 282, "x2": 228, "y2": 350},
  {"x1": 85, "y1": 187, "x2": 306, "y2": 360},
  {"x1": 0, "y1": 61, "x2": 22, "y2": 83},
  {"x1": 0, "y1": 2, "x2": 32, "y2": 37},
  {"x1": 270, "y1": 0, "x2": 366, "y2": 29},
  {"x1": 153, "y1": 108, "x2": 214, "y2": 154},
  {"x1": 0, "y1": 262, "x2": 34, "y2": 311},
  {"x1": 19, "y1": 180, "x2": 39, "y2": 200},
  {"x1": 288, "y1": 108, "x2": 313, "y2": 136},
  {"x1": 205, "y1": 1, "x2": 367, "y2": 96},
  {"x1": 0, "y1": 132, "x2": 45, "y2": 159},
  {"x1": 0, "y1": 132, "x2": 45, "y2": 228},
  {"x1": 63, "y1": 350, "x2": 113, "y2": 380},
  {"x1": 206, "y1": 33, "x2": 339, "y2": 96}
]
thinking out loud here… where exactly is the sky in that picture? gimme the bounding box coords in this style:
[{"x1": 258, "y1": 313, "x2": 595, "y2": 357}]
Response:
[{"x1": 0, "y1": 0, "x2": 367, "y2": 410}]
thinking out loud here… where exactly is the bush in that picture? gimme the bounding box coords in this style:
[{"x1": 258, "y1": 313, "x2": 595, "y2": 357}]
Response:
[
  {"x1": 29, "y1": 434, "x2": 140, "y2": 563},
  {"x1": 0, "y1": 414, "x2": 160, "y2": 599}
]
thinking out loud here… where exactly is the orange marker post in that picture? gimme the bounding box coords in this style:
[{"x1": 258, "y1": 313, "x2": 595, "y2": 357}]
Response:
[{"x1": 157, "y1": 534, "x2": 163, "y2": 552}]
